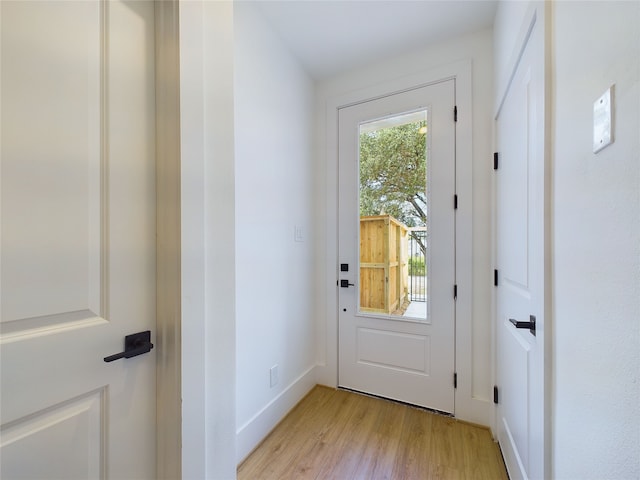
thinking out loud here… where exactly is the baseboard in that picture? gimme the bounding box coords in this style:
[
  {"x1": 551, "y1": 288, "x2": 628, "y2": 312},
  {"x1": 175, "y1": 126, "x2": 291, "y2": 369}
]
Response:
[
  {"x1": 314, "y1": 362, "x2": 336, "y2": 388},
  {"x1": 236, "y1": 365, "x2": 317, "y2": 464},
  {"x1": 456, "y1": 395, "x2": 491, "y2": 427}
]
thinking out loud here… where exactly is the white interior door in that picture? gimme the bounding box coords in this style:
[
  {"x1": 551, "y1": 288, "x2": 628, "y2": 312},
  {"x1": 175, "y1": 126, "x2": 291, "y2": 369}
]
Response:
[
  {"x1": 338, "y1": 80, "x2": 456, "y2": 412},
  {"x1": 1, "y1": 1, "x2": 156, "y2": 478},
  {"x1": 495, "y1": 12, "x2": 547, "y2": 480}
]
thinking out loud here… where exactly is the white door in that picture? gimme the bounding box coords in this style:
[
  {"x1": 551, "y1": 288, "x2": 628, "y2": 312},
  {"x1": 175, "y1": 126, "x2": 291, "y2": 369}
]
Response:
[
  {"x1": 338, "y1": 80, "x2": 456, "y2": 412},
  {"x1": 1, "y1": 1, "x2": 156, "y2": 478},
  {"x1": 495, "y1": 12, "x2": 547, "y2": 480}
]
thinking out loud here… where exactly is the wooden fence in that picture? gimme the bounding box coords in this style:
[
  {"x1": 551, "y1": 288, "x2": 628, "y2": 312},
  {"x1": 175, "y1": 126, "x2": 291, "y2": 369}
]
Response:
[{"x1": 359, "y1": 215, "x2": 409, "y2": 315}]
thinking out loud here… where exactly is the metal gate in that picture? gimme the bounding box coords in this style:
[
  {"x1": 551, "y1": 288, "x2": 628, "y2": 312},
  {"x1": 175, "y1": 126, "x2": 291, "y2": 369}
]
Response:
[{"x1": 408, "y1": 228, "x2": 427, "y2": 302}]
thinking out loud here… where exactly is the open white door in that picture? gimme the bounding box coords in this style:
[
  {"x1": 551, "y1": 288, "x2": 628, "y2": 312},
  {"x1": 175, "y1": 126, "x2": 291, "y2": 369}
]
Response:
[
  {"x1": 495, "y1": 10, "x2": 548, "y2": 480},
  {"x1": 1, "y1": 1, "x2": 156, "y2": 477},
  {"x1": 338, "y1": 80, "x2": 456, "y2": 412}
]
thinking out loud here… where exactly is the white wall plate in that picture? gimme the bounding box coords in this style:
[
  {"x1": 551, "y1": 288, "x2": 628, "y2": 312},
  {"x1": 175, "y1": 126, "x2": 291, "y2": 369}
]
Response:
[{"x1": 593, "y1": 86, "x2": 614, "y2": 153}]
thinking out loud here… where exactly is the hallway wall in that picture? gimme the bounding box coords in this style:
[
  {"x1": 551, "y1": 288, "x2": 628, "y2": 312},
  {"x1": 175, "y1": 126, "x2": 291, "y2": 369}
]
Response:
[
  {"x1": 234, "y1": 2, "x2": 317, "y2": 463},
  {"x1": 551, "y1": 2, "x2": 640, "y2": 478}
]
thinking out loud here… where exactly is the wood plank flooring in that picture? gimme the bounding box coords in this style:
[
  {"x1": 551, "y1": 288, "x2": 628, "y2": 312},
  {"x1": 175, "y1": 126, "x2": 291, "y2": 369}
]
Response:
[{"x1": 238, "y1": 386, "x2": 508, "y2": 480}]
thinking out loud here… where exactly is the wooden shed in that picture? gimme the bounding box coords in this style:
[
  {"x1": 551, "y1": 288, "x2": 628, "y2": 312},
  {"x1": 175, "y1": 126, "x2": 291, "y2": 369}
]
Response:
[{"x1": 359, "y1": 215, "x2": 409, "y2": 314}]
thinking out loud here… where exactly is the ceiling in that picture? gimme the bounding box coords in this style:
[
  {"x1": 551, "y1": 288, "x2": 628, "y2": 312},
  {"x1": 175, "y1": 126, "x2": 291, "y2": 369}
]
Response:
[{"x1": 247, "y1": 0, "x2": 498, "y2": 80}]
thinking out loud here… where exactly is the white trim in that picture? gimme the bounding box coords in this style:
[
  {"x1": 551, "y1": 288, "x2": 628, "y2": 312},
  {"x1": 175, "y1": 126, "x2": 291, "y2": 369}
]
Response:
[
  {"x1": 320, "y1": 60, "x2": 488, "y2": 425},
  {"x1": 452, "y1": 62, "x2": 489, "y2": 426},
  {"x1": 179, "y1": 2, "x2": 237, "y2": 479},
  {"x1": 179, "y1": 1, "x2": 207, "y2": 478},
  {"x1": 236, "y1": 366, "x2": 317, "y2": 464}
]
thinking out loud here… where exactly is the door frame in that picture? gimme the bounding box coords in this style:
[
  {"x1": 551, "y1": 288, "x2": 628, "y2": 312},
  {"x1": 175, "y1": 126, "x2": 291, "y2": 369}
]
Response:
[
  {"x1": 177, "y1": 2, "x2": 238, "y2": 478},
  {"x1": 155, "y1": 1, "x2": 182, "y2": 478},
  {"x1": 491, "y1": 3, "x2": 551, "y2": 478},
  {"x1": 150, "y1": 2, "x2": 241, "y2": 477},
  {"x1": 321, "y1": 60, "x2": 486, "y2": 424}
]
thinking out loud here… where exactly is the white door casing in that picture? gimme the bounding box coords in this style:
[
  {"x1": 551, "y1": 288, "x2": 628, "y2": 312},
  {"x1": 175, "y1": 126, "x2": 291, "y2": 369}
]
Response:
[
  {"x1": 338, "y1": 80, "x2": 456, "y2": 412},
  {"x1": 1, "y1": 1, "x2": 156, "y2": 478},
  {"x1": 495, "y1": 8, "x2": 548, "y2": 480}
]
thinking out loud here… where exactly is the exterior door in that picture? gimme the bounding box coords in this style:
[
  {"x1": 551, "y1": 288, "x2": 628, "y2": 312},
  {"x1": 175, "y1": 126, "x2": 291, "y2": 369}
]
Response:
[
  {"x1": 1, "y1": 1, "x2": 156, "y2": 478},
  {"x1": 495, "y1": 11, "x2": 547, "y2": 480},
  {"x1": 338, "y1": 80, "x2": 456, "y2": 412}
]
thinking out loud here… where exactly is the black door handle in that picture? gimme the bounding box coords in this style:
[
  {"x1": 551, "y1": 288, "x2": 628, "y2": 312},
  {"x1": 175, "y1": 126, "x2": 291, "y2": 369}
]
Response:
[
  {"x1": 104, "y1": 331, "x2": 154, "y2": 362},
  {"x1": 509, "y1": 315, "x2": 536, "y2": 336},
  {"x1": 340, "y1": 279, "x2": 354, "y2": 288}
]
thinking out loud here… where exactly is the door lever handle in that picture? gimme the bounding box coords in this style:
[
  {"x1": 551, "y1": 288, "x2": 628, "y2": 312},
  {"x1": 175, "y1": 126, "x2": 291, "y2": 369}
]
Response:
[
  {"x1": 340, "y1": 279, "x2": 355, "y2": 288},
  {"x1": 104, "y1": 331, "x2": 154, "y2": 362},
  {"x1": 509, "y1": 315, "x2": 536, "y2": 336}
]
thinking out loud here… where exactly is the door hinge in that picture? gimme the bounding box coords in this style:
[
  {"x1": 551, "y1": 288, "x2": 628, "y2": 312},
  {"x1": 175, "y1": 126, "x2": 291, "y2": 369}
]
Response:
[
  {"x1": 494, "y1": 269, "x2": 499, "y2": 286},
  {"x1": 454, "y1": 372, "x2": 458, "y2": 389},
  {"x1": 494, "y1": 385, "x2": 499, "y2": 404},
  {"x1": 454, "y1": 194, "x2": 458, "y2": 210},
  {"x1": 454, "y1": 105, "x2": 458, "y2": 122},
  {"x1": 453, "y1": 284, "x2": 458, "y2": 300},
  {"x1": 494, "y1": 152, "x2": 499, "y2": 170}
]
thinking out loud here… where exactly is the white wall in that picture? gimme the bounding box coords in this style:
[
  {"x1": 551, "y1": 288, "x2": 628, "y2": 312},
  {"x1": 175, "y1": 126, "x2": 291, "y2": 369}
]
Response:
[
  {"x1": 314, "y1": 28, "x2": 495, "y2": 426},
  {"x1": 552, "y1": 2, "x2": 640, "y2": 478},
  {"x1": 234, "y1": 3, "x2": 317, "y2": 463},
  {"x1": 180, "y1": 2, "x2": 237, "y2": 478}
]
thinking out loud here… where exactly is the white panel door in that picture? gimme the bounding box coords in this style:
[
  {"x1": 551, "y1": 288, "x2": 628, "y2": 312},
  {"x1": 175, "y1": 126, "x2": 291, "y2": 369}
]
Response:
[
  {"x1": 338, "y1": 80, "x2": 456, "y2": 412},
  {"x1": 495, "y1": 11, "x2": 547, "y2": 480},
  {"x1": 1, "y1": 1, "x2": 156, "y2": 478}
]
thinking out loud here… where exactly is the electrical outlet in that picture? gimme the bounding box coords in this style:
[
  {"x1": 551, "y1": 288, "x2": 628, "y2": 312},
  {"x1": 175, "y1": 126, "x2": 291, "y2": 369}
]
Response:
[{"x1": 270, "y1": 364, "x2": 279, "y2": 388}]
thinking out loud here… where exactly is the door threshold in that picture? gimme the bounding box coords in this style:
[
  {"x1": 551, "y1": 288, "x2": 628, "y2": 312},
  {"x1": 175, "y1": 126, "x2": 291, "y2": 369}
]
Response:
[{"x1": 337, "y1": 387, "x2": 454, "y2": 418}]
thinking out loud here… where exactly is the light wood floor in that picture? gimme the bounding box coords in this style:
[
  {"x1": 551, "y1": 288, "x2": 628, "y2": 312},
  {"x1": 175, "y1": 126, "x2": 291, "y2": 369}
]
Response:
[{"x1": 238, "y1": 386, "x2": 508, "y2": 480}]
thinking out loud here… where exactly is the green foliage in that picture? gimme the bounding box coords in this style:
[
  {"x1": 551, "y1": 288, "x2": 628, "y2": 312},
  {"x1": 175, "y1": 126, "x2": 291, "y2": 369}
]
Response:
[
  {"x1": 408, "y1": 256, "x2": 426, "y2": 276},
  {"x1": 359, "y1": 120, "x2": 427, "y2": 229}
]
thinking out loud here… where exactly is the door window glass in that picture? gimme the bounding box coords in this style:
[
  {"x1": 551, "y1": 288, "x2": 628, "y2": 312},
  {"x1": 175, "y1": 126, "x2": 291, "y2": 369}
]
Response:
[{"x1": 358, "y1": 110, "x2": 428, "y2": 320}]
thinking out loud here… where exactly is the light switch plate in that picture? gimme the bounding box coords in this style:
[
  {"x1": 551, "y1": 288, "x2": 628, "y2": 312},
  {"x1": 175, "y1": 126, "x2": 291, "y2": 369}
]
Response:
[{"x1": 593, "y1": 85, "x2": 614, "y2": 153}]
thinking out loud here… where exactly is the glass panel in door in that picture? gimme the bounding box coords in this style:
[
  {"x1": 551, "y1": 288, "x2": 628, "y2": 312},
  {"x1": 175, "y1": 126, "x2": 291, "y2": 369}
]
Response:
[{"x1": 358, "y1": 110, "x2": 428, "y2": 320}]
